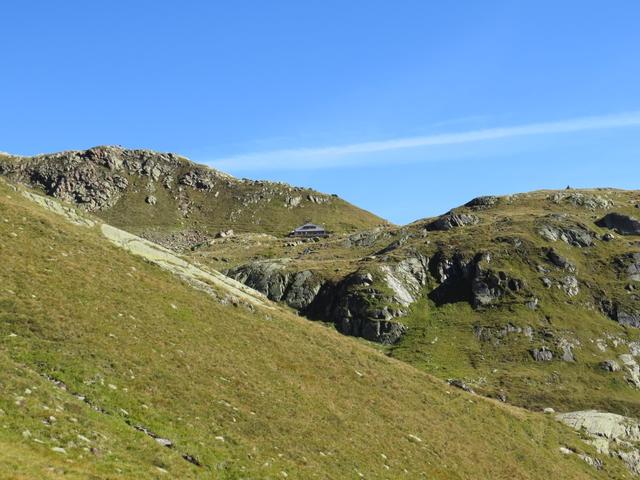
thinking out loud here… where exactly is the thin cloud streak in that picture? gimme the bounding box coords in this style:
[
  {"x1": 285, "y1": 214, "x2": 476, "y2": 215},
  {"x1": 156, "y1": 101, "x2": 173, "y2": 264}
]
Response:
[{"x1": 206, "y1": 111, "x2": 640, "y2": 171}]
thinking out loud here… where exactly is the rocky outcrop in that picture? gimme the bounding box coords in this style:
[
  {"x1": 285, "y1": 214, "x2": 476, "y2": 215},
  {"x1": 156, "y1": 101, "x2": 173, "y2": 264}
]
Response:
[
  {"x1": 618, "y1": 354, "x2": 640, "y2": 388},
  {"x1": 227, "y1": 261, "x2": 323, "y2": 311},
  {"x1": 550, "y1": 192, "x2": 614, "y2": 210},
  {"x1": 597, "y1": 213, "x2": 640, "y2": 235},
  {"x1": 0, "y1": 146, "x2": 212, "y2": 211},
  {"x1": 426, "y1": 213, "x2": 479, "y2": 231},
  {"x1": 538, "y1": 219, "x2": 596, "y2": 247},
  {"x1": 428, "y1": 251, "x2": 526, "y2": 308},
  {"x1": 557, "y1": 410, "x2": 640, "y2": 475},
  {"x1": 601, "y1": 300, "x2": 640, "y2": 328},
  {"x1": 340, "y1": 228, "x2": 390, "y2": 248},
  {"x1": 228, "y1": 254, "x2": 430, "y2": 344},
  {"x1": 615, "y1": 253, "x2": 640, "y2": 282},
  {"x1": 530, "y1": 347, "x2": 553, "y2": 362},
  {"x1": 465, "y1": 196, "x2": 498, "y2": 209},
  {"x1": 316, "y1": 271, "x2": 409, "y2": 344},
  {"x1": 471, "y1": 268, "x2": 524, "y2": 307},
  {"x1": 473, "y1": 323, "x2": 533, "y2": 344},
  {"x1": 0, "y1": 146, "x2": 370, "y2": 235},
  {"x1": 546, "y1": 249, "x2": 576, "y2": 271},
  {"x1": 559, "y1": 275, "x2": 580, "y2": 297}
]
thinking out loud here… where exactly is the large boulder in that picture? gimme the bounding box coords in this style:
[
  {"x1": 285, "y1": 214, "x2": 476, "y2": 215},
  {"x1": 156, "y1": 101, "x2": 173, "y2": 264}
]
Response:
[{"x1": 596, "y1": 213, "x2": 640, "y2": 235}]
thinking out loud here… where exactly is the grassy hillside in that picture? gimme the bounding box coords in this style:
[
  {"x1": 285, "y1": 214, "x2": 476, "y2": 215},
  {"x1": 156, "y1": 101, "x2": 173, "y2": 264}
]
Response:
[
  {"x1": 0, "y1": 146, "x2": 386, "y2": 237},
  {"x1": 0, "y1": 181, "x2": 624, "y2": 478},
  {"x1": 190, "y1": 188, "x2": 640, "y2": 421},
  {"x1": 388, "y1": 189, "x2": 640, "y2": 416}
]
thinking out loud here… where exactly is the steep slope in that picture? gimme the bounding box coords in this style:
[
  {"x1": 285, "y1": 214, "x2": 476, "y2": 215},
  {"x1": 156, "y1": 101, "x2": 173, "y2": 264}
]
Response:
[
  {"x1": 0, "y1": 180, "x2": 625, "y2": 478},
  {"x1": 198, "y1": 189, "x2": 640, "y2": 420},
  {"x1": 0, "y1": 146, "x2": 386, "y2": 237}
]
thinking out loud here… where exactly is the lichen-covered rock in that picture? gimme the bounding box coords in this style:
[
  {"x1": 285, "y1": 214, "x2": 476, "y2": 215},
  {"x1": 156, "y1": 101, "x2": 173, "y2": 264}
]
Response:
[
  {"x1": 340, "y1": 228, "x2": 390, "y2": 248},
  {"x1": 0, "y1": 146, "x2": 210, "y2": 211}
]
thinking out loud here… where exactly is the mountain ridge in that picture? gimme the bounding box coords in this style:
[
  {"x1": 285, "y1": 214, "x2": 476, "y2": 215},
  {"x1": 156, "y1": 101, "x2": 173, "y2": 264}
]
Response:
[{"x1": 0, "y1": 145, "x2": 388, "y2": 236}]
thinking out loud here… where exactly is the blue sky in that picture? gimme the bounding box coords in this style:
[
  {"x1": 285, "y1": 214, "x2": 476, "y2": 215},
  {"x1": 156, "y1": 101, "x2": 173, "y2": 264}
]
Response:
[{"x1": 2, "y1": 1, "x2": 640, "y2": 224}]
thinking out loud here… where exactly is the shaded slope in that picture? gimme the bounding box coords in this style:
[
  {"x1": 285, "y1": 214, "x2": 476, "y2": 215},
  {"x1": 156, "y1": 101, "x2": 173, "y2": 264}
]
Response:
[{"x1": 0, "y1": 181, "x2": 624, "y2": 478}]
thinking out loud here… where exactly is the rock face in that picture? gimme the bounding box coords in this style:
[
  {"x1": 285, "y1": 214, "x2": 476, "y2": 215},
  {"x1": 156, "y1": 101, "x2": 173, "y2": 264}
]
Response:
[
  {"x1": 471, "y1": 268, "x2": 524, "y2": 308},
  {"x1": 426, "y1": 213, "x2": 479, "y2": 231},
  {"x1": 597, "y1": 213, "x2": 640, "y2": 235},
  {"x1": 602, "y1": 300, "x2": 640, "y2": 328},
  {"x1": 428, "y1": 251, "x2": 525, "y2": 308},
  {"x1": 616, "y1": 253, "x2": 640, "y2": 282},
  {"x1": 557, "y1": 410, "x2": 640, "y2": 475},
  {"x1": 228, "y1": 255, "x2": 429, "y2": 344},
  {"x1": 227, "y1": 261, "x2": 323, "y2": 311}
]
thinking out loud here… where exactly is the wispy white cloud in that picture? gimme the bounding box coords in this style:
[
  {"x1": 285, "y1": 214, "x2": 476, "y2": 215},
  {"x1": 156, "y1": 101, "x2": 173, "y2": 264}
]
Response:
[{"x1": 205, "y1": 111, "x2": 640, "y2": 171}]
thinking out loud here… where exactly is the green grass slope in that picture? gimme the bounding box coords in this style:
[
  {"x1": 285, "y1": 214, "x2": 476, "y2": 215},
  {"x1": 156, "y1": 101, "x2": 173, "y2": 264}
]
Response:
[
  {"x1": 190, "y1": 188, "x2": 640, "y2": 421},
  {"x1": 0, "y1": 181, "x2": 624, "y2": 478},
  {"x1": 386, "y1": 189, "x2": 640, "y2": 415}
]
